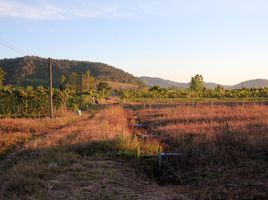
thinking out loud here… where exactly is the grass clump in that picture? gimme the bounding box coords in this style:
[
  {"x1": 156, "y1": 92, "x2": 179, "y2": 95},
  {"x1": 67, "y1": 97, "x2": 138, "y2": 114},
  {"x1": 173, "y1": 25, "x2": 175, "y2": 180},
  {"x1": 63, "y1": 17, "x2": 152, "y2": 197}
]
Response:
[{"x1": 116, "y1": 133, "x2": 162, "y2": 158}]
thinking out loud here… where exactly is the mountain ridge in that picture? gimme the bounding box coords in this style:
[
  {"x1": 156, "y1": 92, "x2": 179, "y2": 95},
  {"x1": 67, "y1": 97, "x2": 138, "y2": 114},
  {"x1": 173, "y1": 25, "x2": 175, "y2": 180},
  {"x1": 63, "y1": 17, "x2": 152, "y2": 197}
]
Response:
[
  {"x1": 140, "y1": 76, "x2": 268, "y2": 89},
  {"x1": 0, "y1": 56, "x2": 142, "y2": 87}
]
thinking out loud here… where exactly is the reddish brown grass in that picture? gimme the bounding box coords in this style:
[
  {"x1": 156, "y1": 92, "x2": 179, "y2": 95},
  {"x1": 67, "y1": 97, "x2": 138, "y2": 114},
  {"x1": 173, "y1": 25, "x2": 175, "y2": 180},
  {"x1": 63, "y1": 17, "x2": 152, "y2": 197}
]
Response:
[
  {"x1": 0, "y1": 106, "x2": 172, "y2": 200},
  {"x1": 26, "y1": 106, "x2": 129, "y2": 149},
  {"x1": 136, "y1": 105, "x2": 267, "y2": 141},
  {"x1": 0, "y1": 106, "x2": 132, "y2": 199},
  {"x1": 1, "y1": 104, "x2": 267, "y2": 199},
  {"x1": 0, "y1": 112, "x2": 81, "y2": 155},
  {"x1": 130, "y1": 104, "x2": 268, "y2": 199}
]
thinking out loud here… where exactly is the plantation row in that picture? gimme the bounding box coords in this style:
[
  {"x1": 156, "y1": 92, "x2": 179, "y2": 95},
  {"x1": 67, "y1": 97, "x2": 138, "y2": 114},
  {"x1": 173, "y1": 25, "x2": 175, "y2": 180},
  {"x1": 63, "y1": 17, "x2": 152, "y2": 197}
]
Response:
[
  {"x1": 0, "y1": 86, "x2": 107, "y2": 117},
  {"x1": 120, "y1": 87, "x2": 268, "y2": 100}
]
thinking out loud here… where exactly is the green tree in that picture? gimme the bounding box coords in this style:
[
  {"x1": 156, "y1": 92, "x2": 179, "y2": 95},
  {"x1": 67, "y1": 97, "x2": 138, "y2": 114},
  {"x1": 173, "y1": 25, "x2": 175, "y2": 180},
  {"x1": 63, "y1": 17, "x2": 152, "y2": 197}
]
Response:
[
  {"x1": 59, "y1": 74, "x2": 66, "y2": 90},
  {"x1": 149, "y1": 85, "x2": 161, "y2": 92},
  {"x1": 97, "y1": 81, "x2": 111, "y2": 91},
  {"x1": 190, "y1": 74, "x2": 205, "y2": 91},
  {"x1": 0, "y1": 68, "x2": 6, "y2": 87},
  {"x1": 216, "y1": 84, "x2": 224, "y2": 90}
]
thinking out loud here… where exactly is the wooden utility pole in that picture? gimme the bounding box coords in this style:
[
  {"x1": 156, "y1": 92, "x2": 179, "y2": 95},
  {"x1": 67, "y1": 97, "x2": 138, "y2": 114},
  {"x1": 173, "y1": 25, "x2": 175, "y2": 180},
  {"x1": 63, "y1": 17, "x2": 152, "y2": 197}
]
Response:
[
  {"x1": 79, "y1": 74, "x2": 83, "y2": 110},
  {"x1": 49, "y1": 58, "x2": 54, "y2": 118}
]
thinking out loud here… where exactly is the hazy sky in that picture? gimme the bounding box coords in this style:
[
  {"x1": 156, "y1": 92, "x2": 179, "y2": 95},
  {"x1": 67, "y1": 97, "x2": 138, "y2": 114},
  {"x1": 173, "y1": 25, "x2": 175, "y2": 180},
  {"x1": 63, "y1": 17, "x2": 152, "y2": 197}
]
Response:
[{"x1": 0, "y1": 0, "x2": 268, "y2": 85}]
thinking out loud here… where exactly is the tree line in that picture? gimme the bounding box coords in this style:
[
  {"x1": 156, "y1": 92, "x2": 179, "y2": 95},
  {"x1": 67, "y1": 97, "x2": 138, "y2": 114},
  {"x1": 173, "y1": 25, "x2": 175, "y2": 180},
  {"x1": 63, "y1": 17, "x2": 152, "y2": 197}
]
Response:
[
  {"x1": 0, "y1": 67, "x2": 112, "y2": 117},
  {"x1": 121, "y1": 75, "x2": 268, "y2": 100}
]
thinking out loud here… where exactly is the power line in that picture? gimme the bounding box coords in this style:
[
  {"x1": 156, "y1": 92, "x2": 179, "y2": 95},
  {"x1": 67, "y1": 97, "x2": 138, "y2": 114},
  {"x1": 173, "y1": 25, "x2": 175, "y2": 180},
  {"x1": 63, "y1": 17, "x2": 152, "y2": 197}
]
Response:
[
  {"x1": 0, "y1": 38, "x2": 33, "y2": 56},
  {"x1": 0, "y1": 39, "x2": 82, "y2": 77},
  {"x1": 0, "y1": 38, "x2": 84, "y2": 79}
]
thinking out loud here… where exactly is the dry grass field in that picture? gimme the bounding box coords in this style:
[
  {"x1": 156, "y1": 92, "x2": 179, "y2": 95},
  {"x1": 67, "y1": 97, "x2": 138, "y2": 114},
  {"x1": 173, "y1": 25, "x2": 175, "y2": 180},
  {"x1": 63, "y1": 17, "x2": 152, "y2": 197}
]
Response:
[
  {"x1": 129, "y1": 104, "x2": 268, "y2": 199},
  {"x1": 0, "y1": 112, "x2": 82, "y2": 156},
  {"x1": 0, "y1": 104, "x2": 267, "y2": 200},
  {"x1": 0, "y1": 106, "x2": 187, "y2": 200}
]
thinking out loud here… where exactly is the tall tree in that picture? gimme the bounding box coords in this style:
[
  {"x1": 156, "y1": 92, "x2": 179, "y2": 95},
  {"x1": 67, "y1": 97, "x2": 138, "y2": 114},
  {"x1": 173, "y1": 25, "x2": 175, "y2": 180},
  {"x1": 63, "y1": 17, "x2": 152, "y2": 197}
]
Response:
[
  {"x1": 82, "y1": 70, "x2": 94, "y2": 91},
  {"x1": 59, "y1": 74, "x2": 66, "y2": 90},
  {"x1": 69, "y1": 72, "x2": 79, "y2": 90},
  {"x1": 190, "y1": 74, "x2": 205, "y2": 91},
  {"x1": 0, "y1": 68, "x2": 6, "y2": 87}
]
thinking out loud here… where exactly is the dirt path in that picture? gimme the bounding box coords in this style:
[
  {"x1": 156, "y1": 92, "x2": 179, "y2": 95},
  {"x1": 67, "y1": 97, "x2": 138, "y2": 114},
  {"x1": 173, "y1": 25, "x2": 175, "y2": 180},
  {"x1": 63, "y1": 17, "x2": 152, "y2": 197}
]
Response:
[{"x1": 45, "y1": 156, "x2": 191, "y2": 200}]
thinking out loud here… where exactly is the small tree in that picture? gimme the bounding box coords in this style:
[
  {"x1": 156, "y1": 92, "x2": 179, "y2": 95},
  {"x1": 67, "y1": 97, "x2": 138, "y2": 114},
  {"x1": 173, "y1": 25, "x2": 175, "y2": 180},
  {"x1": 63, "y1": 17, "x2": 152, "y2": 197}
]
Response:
[
  {"x1": 97, "y1": 81, "x2": 111, "y2": 91},
  {"x1": 190, "y1": 74, "x2": 205, "y2": 91},
  {"x1": 149, "y1": 85, "x2": 161, "y2": 92},
  {"x1": 0, "y1": 68, "x2": 6, "y2": 87},
  {"x1": 216, "y1": 84, "x2": 224, "y2": 90}
]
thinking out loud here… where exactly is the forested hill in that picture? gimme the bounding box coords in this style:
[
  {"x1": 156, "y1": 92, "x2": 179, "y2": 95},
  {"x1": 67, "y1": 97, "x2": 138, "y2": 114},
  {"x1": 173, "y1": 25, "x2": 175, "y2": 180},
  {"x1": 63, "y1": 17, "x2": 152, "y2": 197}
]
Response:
[{"x1": 0, "y1": 56, "x2": 142, "y2": 87}]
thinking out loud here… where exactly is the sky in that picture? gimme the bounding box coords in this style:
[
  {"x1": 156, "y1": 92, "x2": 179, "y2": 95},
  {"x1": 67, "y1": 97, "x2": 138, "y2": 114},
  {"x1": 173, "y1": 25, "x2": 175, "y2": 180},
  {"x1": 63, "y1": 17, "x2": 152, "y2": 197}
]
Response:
[{"x1": 0, "y1": 0, "x2": 268, "y2": 85}]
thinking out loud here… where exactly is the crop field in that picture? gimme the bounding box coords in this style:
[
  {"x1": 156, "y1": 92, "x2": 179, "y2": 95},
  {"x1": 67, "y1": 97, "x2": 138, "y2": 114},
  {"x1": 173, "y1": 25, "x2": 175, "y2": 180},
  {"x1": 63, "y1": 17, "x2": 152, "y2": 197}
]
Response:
[{"x1": 0, "y1": 103, "x2": 267, "y2": 200}]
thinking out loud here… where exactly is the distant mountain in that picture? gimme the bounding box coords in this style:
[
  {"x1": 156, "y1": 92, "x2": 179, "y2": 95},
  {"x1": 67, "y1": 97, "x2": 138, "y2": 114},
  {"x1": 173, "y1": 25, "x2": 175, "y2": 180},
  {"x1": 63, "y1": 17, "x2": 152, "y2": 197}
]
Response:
[
  {"x1": 204, "y1": 82, "x2": 219, "y2": 89},
  {"x1": 140, "y1": 76, "x2": 219, "y2": 89},
  {"x1": 140, "y1": 76, "x2": 268, "y2": 89},
  {"x1": 140, "y1": 76, "x2": 189, "y2": 88},
  {"x1": 229, "y1": 79, "x2": 268, "y2": 89},
  {"x1": 0, "y1": 56, "x2": 142, "y2": 87}
]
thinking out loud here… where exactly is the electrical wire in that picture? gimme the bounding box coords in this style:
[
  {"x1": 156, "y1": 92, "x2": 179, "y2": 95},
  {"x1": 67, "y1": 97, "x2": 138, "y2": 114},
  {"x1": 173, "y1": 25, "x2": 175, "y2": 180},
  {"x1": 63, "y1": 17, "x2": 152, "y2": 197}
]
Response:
[
  {"x1": 0, "y1": 38, "x2": 33, "y2": 56},
  {"x1": 0, "y1": 38, "x2": 84, "y2": 79}
]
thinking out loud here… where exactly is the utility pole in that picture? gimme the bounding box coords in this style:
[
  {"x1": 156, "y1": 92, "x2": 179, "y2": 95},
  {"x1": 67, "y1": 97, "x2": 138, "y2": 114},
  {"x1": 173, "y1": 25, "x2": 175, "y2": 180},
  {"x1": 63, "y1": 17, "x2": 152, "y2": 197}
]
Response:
[
  {"x1": 48, "y1": 58, "x2": 54, "y2": 118},
  {"x1": 79, "y1": 74, "x2": 83, "y2": 110}
]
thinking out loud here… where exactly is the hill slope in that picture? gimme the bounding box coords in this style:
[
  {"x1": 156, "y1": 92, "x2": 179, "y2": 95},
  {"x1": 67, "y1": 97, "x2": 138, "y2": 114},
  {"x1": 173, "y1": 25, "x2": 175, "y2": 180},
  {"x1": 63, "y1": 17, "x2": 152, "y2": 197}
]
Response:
[
  {"x1": 140, "y1": 76, "x2": 218, "y2": 89},
  {"x1": 229, "y1": 79, "x2": 268, "y2": 89},
  {"x1": 0, "y1": 56, "x2": 142, "y2": 87},
  {"x1": 140, "y1": 76, "x2": 189, "y2": 88},
  {"x1": 140, "y1": 76, "x2": 268, "y2": 89}
]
